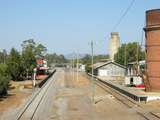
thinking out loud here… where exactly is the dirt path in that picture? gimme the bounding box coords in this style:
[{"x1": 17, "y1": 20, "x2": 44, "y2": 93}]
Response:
[
  {"x1": 0, "y1": 89, "x2": 32, "y2": 120},
  {"x1": 52, "y1": 68, "x2": 145, "y2": 120},
  {"x1": 0, "y1": 68, "x2": 147, "y2": 120}
]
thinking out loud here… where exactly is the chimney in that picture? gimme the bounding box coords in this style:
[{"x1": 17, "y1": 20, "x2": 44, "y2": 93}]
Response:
[
  {"x1": 109, "y1": 32, "x2": 120, "y2": 61},
  {"x1": 144, "y1": 9, "x2": 160, "y2": 92}
]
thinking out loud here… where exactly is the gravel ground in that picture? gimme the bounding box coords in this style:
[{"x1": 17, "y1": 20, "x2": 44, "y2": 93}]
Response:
[
  {"x1": 0, "y1": 68, "x2": 149, "y2": 120},
  {"x1": 0, "y1": 89, "x2": 32, "y2": 120},
  {"x1": 46, "y1": 68, "x2": 145, "y2": 120}
]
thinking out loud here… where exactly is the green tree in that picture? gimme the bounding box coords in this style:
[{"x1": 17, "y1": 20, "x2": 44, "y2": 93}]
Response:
[
  {"x1": 0, "y1": 63, "x2": 10, "y2": 95},
  {"x1": 0, "y1": 51, "x2": 4, "y2": 63},
  {"x1": 35, "y1": 44, "x2": 47, "y2": 57},
  {"x1": 81, "y1": 54, "x2": 91, "y2": 65},
  {"x1": 45, "y1": 53, "x2": 67, "y2": 66},
  {"x1": 7, "y1": 48, "x2": 23, "y2": 81},
  {"x1": 21, "y1": 39, "x2": 36, "y2": 51},
  {"x1": 21, "y1": 39, "x2": 36, "y2": 77},
  {"x1": 80, "y1": 54, "x2": 109, "y2": 73},
  {"x1": 114, "y1": 42, "x2": 145, "y2": 65},
  {"x1": 0, "y1": 49, "x2": 7, "y2": 64},
  {"x1": 21, "y1": 39, "x2": 48, "y2": 77}
]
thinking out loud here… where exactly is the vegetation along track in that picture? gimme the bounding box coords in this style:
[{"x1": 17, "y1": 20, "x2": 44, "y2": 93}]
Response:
[{"x1": 93, "y1": 77, "x2": 160, "y2": 120}]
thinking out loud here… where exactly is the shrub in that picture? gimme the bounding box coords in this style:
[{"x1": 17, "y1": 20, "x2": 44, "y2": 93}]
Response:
[{"x1": 0, "y1": 64, "x2": 10, "y2": 96}]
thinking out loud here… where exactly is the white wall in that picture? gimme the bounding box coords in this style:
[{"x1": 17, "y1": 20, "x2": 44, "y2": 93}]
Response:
[
  {"x1": 98, "y1": 69, "x2": 108, "y2": 76},
  {"x1": 97, "y1": 64, "x2": 125, "y2": 77},
  {"x1": 125, "y1": 76, "x2": 143, "y2": 85}
]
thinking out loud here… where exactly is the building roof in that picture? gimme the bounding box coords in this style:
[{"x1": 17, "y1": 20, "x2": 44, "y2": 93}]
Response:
[
  {"x1": 92, "y1": 61, "x2": 126, "y2": 69},
  {"x1": 92, "y1": 62, "x2": 106, "y2": 69}
]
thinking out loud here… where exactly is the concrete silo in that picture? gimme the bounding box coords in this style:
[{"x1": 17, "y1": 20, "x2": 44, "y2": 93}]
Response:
[{"x1": 109, "y1": 32, "x2": 120, "y2": 61}]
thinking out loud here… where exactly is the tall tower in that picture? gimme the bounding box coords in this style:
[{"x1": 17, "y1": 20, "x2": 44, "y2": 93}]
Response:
[
  {"x1": 144, "y1": 9, "x2": 160, "y2": 91},
  {"x1": 109, "y1": 32, "x2": 120, "y2": 61}
]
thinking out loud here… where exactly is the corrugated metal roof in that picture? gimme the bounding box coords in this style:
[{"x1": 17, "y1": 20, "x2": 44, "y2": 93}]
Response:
[
  {"x1": 92, "y1": 62, "x2": 106, "y2": 69},
  {"x1": 92, "y1": 61, "x2": 126, "y2": 69}
]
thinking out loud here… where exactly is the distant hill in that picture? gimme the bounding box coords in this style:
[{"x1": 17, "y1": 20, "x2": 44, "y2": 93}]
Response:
[{"x1": 65, "y1": 53, "x2": 87, "y2": 59}]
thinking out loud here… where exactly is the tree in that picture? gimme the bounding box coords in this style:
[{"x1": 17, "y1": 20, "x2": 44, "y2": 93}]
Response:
[
  {"x1": 7, "y1": 48, "x2": 23, "y2": 81},
  {"x1": 0, "y1": 49, "x2": 7, "y2": 64},
  {"x1": 0, "y1": 51, "x2": 4, "y2": 63},
  {"x1": 80, "y1": 54, "x2": 109, "y2": 73},
  {"x1": 21, "y1": 39, "x2": 36, "y2": 77},
  {"x1": 114, "y1": 42, "x2": 145, "y2": 65},
  {"x1": 21, "y1": 39, "x2": 48, "y2": 78},
  {"x1": 0, "y1": 39, "x2": 48, "y2": 82},
  {"x1": 21, "y1": 39, "x2": 36, "y2": 51},
  {"x1": 45, "y1": 53, "x2": 67, "y2": 66},
  {"x1": 0, "y1": 63, "x2": 10, "y2": 95},
  {"x1": 35, "y1": 44, "x2": 47, "y2": 57},
  {"x1": 0, "y1": 50, "x2": 9, "y2": 95}
]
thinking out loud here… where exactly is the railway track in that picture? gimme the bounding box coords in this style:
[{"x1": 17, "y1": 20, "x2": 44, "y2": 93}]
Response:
[
  {"x1": 94, "y1": 78, "x2": 160, "y2": 120},
  {"x1": 15, "y1": 70, "x2": 56, "y2": 120},
  {"x1": 14, "y1": 70, "x2": 160, "y2": 120}
]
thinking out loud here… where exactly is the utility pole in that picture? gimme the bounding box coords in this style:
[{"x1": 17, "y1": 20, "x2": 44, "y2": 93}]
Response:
[
  {"x1": 72, "y1": 58, "x2": 73, "y2": 81},
  {"x1": 124, "y1": 44, "x2": 127, "y2": 66},
  {"x1": 136, "y1": 42, "x2": 139, "y2": 75},
  {"x1": 137, "y1": 42, "x2": 139, "y2": 64},
  {"x1": 91, "y1": 40, "x2": 95, "y2": 104},
  {"x1": 70, "y1": 59, "x2": 72, "y2": 78},
  {"x1": 76, "y1": 52, "x2": 79, "y2": 82},
  {"x1": 72, "y1": 55, "x2": 75, "y2": 81}
]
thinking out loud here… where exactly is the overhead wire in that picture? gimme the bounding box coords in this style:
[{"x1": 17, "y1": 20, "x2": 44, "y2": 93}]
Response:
[
  {"x1": 88, "y1": 0, "x2": 136, "y2": 55},
  {"x1": 112, "y1": 0, "x2": 136, "y2": 31},
  {"x1": 95, "y1": 0, "x2": 136, "y2": 49}
]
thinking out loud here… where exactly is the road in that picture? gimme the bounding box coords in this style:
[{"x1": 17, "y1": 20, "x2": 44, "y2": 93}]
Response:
[{"x1": 14, "y1": 68, "x2": 148, "y2": 120}]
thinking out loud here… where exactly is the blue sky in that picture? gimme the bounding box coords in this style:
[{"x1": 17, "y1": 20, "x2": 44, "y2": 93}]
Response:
[{"x1": 0, "y1": 0, "x2": 160, "y2": 55}]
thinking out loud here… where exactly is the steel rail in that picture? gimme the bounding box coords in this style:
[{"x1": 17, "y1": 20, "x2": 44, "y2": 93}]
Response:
[
  {"x1": 15, "y1": 69, "x2": 56, "y2": 120},
  {"x1": 30, "y1": 75, "x2": 54, "y2": 120},
  {"x1": 94, "y1": 78, "x2": 160, "y2": 120}
]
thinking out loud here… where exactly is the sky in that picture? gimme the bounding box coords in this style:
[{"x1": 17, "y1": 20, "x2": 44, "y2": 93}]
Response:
[{"x1": 0, "y1": 0, "x2": 160, "y2": 55}]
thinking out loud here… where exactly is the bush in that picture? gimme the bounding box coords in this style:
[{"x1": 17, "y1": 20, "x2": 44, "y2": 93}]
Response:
[
  {"x1": 0, "y1": 64, "x2": 10, "y2": 96},
  {"x1": 0, "y1": 74, "x2": 9, "y2": 95},
  {"x1": 85, "y1": 64, "x2": 92, "y2": 73},
  {"x1": 7, "y1": 62, "x2": 24, "y2": 81},
  {"x1": 7, "y1": 48, "x2": 24, "y2": 81}
]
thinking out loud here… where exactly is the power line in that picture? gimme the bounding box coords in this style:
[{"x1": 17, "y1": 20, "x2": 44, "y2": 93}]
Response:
[
  {"x1": 94, "y1": 0, "x2": 136, "y2": 51},
  {"x1": 112, "y1": 0, "x2": 136, "y2": 31}
]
